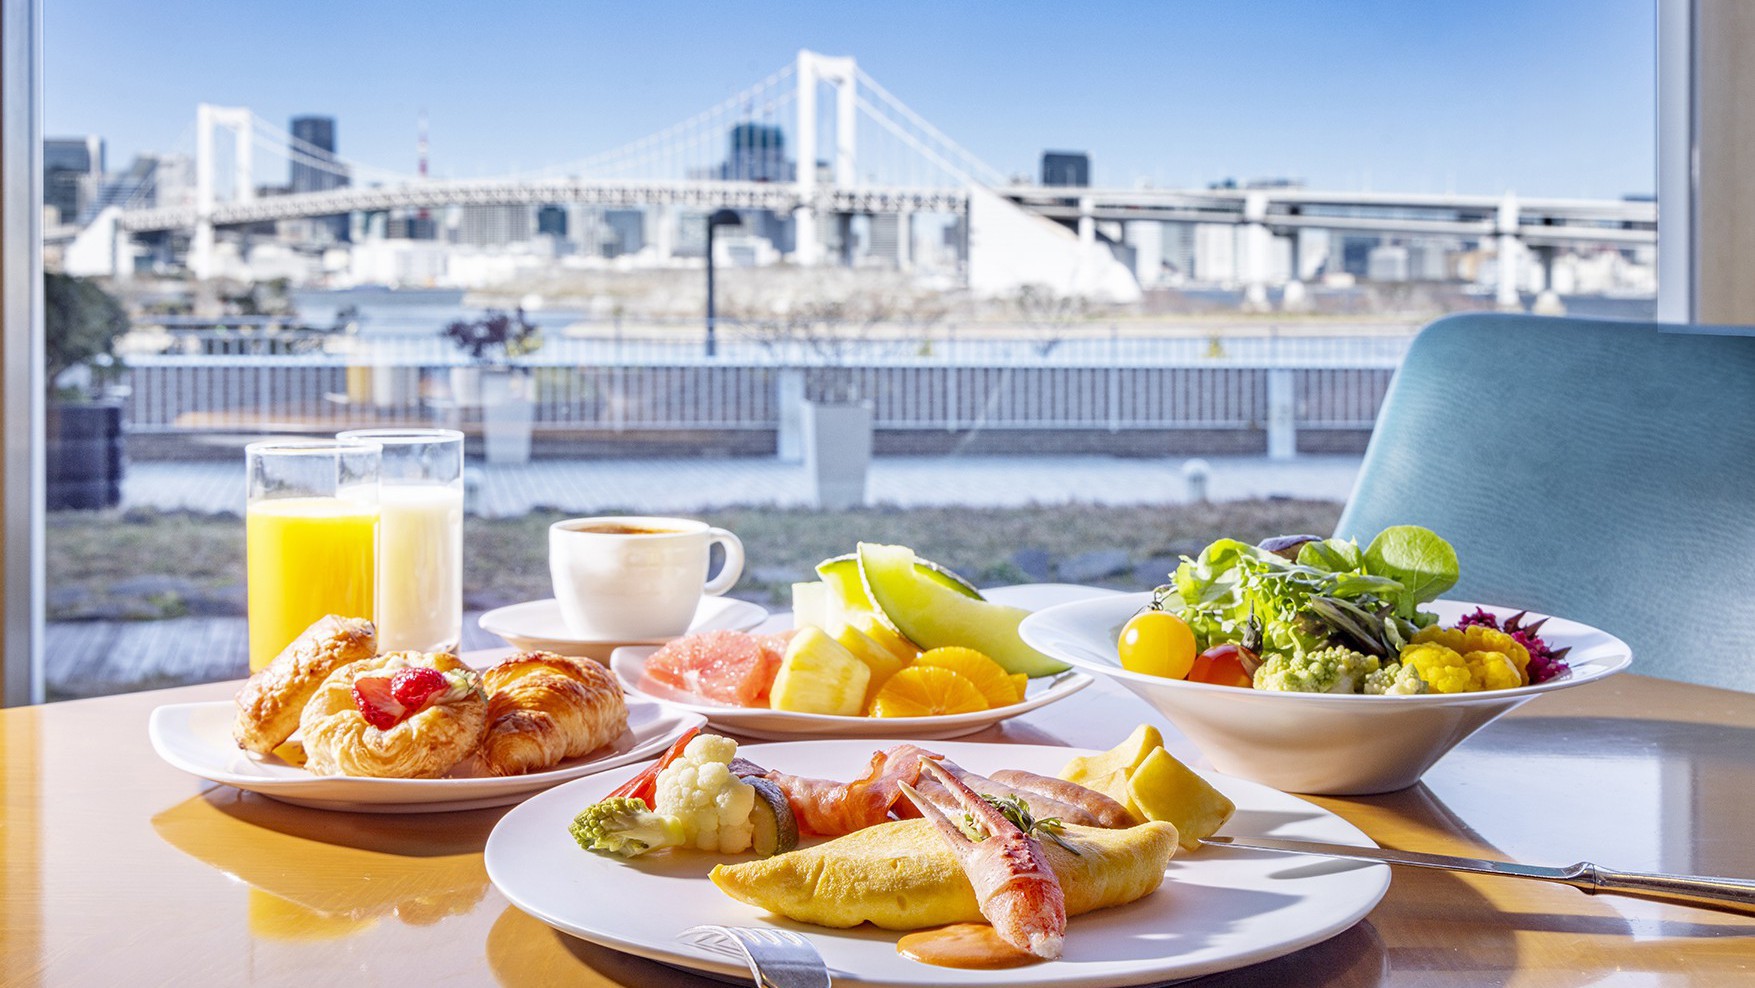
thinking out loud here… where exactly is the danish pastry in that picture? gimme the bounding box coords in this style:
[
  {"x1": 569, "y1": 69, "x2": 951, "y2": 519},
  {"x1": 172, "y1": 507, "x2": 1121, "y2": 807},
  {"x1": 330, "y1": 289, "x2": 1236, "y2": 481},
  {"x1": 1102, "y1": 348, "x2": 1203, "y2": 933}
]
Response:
[
  {"x1": 300, "y1": 651, "x2": 489, "y2": 778},
  {"x1": 477, "y1": 652, "x2": 628, "y2": 776},
  {"x1": 233, "y1": 615, "x2": 377, "y2": 754}
]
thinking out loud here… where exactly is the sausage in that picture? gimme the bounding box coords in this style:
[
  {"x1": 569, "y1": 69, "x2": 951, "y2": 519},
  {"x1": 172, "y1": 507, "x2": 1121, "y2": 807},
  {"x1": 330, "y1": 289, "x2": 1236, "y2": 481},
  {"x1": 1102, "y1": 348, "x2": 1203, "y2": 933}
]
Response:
[
  {"x1": 937, "y1": 761, "x2": 1099, "y2": 827},
  {"x1": 988, "y1": 769, "x2": 1136, "y2": 828}
]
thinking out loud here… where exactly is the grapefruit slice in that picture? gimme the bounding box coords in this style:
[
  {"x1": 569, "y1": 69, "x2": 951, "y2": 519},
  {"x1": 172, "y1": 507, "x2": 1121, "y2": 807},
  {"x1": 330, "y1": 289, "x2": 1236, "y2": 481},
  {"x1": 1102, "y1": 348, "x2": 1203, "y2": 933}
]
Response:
[{"x1": 644, "y1": 630, "x2": 780, "y2": 707}]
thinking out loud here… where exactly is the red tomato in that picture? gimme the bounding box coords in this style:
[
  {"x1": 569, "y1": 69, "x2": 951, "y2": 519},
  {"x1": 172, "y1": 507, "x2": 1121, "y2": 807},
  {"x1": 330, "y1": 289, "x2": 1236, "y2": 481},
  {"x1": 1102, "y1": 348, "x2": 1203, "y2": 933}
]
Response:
[{"x1": 1188, "y1": 644, "x2": 1258, "y2": 688}]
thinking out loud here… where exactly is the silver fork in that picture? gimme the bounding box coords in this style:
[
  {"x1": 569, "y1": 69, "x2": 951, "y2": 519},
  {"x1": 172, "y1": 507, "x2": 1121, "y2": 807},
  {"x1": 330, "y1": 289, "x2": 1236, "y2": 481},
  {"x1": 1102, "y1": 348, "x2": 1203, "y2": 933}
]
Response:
[{"x1": 680, "y1": 925, "x2": 831, "y2": 988}]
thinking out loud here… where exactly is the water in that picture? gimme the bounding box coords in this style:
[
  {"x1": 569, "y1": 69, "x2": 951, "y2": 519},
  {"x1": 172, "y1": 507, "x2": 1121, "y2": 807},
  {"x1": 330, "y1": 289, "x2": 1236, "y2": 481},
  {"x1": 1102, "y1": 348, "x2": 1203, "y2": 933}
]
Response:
[{"x1": 290, "y1": 287, "x2": 590, "y2": 338}]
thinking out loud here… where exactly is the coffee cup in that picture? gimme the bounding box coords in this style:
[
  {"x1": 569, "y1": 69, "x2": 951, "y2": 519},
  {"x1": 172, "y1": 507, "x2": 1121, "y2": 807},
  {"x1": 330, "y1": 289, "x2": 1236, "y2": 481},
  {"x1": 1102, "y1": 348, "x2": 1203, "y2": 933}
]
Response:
[{"x1": 548, "y1": 516, "x2": 745, "y2": 640}]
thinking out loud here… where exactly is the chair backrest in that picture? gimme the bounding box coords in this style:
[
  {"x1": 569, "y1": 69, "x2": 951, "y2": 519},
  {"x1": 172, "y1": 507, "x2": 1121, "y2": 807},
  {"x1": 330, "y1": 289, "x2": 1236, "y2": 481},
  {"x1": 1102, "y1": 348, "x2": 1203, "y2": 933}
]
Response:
[{"x1": 1335, "y1": 313, "x2": 1755, "y2": 691}]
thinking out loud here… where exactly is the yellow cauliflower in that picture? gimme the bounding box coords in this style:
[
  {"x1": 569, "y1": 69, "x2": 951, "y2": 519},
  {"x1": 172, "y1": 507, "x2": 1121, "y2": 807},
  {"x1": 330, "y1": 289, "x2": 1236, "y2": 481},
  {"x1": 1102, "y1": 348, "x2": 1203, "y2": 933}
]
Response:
[
  {"x1": 1463, "y1": 650, "x2": 1523, "y2": 691},
  {"x1": 1413, "y1": 625, "x2": 1531, "y2": 684},
  {"x1": 1396, "y1": 643, "x2": 1476, "y2": 693}
]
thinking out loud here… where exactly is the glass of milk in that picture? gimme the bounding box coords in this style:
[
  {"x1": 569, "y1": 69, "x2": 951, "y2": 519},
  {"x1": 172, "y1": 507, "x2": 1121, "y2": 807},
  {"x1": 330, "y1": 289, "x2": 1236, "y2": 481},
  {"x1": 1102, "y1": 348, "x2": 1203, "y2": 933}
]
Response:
[{"x1": 337, "y1": 428, "x2": 464, "y2": 653}]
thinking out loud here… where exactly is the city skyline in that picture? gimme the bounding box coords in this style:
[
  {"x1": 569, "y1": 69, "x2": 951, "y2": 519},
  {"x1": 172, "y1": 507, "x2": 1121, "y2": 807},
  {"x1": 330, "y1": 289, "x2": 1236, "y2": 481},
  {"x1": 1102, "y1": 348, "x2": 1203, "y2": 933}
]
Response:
[{"x1": 47, "y1": 0, "x2": 1655, "y2": 198}]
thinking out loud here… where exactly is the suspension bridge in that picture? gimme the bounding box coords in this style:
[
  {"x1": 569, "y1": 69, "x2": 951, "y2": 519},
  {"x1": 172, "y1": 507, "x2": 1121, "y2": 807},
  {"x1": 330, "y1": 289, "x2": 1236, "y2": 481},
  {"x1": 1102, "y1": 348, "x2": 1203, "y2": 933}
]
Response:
[{"x1": 70, "y1": 49, "x2": 1655, "y2": 304}]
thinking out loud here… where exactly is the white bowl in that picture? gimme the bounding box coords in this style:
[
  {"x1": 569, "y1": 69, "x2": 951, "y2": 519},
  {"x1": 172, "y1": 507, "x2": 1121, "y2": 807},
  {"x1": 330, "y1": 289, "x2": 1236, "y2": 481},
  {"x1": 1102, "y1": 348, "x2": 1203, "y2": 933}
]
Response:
[{"x1": 1019, "y1": 595, "x2": 1632, "y2": 795}]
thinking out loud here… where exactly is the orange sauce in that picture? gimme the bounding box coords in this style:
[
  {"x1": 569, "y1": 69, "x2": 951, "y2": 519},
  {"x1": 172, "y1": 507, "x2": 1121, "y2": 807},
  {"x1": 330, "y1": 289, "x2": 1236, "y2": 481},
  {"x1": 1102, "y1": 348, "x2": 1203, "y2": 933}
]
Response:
[{"x1": 896, "y1": 923, "x2": 1042, "y2": 969}]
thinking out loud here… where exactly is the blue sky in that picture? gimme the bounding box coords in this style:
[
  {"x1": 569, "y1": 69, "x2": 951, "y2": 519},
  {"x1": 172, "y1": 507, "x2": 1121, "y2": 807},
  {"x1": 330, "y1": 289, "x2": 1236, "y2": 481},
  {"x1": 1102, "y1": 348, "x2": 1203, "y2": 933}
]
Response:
[{"x1": 47, "y1": 0, "x2": 1654, "y2": 197}]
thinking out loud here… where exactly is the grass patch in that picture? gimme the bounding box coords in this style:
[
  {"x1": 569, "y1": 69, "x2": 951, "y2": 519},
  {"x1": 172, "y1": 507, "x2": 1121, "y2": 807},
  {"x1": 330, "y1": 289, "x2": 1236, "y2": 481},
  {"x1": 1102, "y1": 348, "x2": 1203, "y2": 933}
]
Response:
[{"x1": 47, "y1": 500, "x2": 1343, "y2": 618}]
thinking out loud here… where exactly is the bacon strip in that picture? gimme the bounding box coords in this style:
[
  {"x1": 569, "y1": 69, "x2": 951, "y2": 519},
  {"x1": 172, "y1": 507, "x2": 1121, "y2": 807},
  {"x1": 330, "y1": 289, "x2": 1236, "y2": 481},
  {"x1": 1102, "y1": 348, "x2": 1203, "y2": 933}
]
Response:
[{"x1": 760, "y1": 744, "x2": 940, "y2": 835}]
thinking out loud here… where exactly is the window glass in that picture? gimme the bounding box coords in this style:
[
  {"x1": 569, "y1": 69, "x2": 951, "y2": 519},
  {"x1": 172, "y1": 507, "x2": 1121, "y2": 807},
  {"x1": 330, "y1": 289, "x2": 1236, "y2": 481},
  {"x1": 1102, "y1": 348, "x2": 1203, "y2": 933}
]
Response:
[{"x1": 41, "y1": 1, "x2": 1654, "y2": 698}]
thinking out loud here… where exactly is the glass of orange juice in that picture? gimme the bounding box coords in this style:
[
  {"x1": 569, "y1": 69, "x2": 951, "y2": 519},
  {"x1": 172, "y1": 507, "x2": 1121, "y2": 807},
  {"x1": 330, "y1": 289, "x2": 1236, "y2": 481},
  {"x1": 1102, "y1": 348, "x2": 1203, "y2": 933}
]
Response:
[
  {"x1": 337, "y1": 428, "x2": 464, "y2": 654},
  {"x1": 245, "y1": 439, "x2": 381, "y2": 671}
]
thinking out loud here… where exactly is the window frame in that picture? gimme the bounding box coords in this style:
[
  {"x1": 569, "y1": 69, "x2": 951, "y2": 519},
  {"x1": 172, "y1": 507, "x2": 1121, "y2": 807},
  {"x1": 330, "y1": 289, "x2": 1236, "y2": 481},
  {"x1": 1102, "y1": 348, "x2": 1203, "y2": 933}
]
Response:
[{"x1": 2, "y1": 0, "x2": 42, "y2": 707}]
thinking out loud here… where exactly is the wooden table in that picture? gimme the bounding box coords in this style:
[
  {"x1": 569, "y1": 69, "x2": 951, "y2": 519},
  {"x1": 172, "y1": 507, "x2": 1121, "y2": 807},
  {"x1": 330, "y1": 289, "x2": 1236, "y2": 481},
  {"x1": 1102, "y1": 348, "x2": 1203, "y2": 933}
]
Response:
[{"x1": 2, "y1": 670, "x2": 1752, "y2": 986}]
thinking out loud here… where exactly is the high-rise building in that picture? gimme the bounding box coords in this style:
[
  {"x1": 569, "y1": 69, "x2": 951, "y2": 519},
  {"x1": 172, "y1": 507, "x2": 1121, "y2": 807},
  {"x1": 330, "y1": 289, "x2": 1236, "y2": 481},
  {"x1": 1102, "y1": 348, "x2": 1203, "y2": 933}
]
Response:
[
  {"x1": 44, "y1": 136, "x2": 104, "y2": 225},
  {"x1": 451, "y1": 205, "x2": 536, "y2": 247},
  {"x1": 722, "y1": 123, "x2": 793, "y2": 183},
  {"x1": 290, "y1": 115, "x2": 350, "y2": 241},
  {"x1": 1040, "y1": 151, "x2": 1090, "y2": 188},
  {"x1": 604, "y1": 209, "x2": 645, "y2": 256},
  {"x1": 536, "y1": 205, "x2": 568, "y2": 238}
]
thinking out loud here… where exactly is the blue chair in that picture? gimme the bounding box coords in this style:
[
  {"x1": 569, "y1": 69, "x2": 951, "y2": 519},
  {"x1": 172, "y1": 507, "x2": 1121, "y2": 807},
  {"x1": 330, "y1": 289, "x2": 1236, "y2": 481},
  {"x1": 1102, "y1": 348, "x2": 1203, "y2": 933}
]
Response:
[{"x1": 1334, "y1": 313, "x2": 1755, "y2": 691}]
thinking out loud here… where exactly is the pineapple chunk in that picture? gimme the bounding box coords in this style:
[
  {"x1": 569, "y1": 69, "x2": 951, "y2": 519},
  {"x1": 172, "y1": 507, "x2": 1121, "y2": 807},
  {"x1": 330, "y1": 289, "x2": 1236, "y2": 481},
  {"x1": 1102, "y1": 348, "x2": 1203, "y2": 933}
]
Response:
[
  {"x1": 770, "y1": 626, "x2": 871, "y2": 716},
  {"x1": 1127, "y1": 747, "x2": 1236, "y2": 852},
  {"x1": 1059, "y1": 724, "x2": 1165, "y2": 788},
  {"x1": 1077, "y1": 768, "x2": 1143, "y2": 825},
  {"x1": 848, "y1": 611, "x2": 921, "y2": 665},
  {"x1": 791, "y1": 582, "x2": 831, "y2": 633},
  {"x1": 833, "y1": 624, "x2": 911, "y2": 709}
]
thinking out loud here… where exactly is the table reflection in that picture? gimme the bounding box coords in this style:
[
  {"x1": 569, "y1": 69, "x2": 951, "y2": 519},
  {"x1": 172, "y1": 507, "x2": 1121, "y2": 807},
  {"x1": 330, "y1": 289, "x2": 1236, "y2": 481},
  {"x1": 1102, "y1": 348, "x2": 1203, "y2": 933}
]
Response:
[{"x1": 151, "y1": 787, "x2": 493, "y2": 940}]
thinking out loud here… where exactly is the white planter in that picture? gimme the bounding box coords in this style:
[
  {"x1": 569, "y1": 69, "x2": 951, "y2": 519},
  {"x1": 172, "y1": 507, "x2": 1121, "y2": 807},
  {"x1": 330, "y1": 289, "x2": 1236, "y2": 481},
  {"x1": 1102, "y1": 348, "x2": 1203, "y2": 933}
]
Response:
[
  {"x1": 482, "y1": 369, "x2": 535, "y2": 465},
  {"x1": 449, "y1": 366, "x2": 483, "y2": 407},
  {"x1": 802, "y1": 400, "x2": 873, "y2": 511}
]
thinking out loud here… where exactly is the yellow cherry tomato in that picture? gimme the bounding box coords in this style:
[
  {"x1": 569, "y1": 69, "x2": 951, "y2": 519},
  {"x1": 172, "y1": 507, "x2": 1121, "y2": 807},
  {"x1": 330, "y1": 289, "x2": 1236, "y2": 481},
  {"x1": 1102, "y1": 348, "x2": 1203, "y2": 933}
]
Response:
[{"x1": 1117, "y1": 609, "x2": 1197, "y2": 679}]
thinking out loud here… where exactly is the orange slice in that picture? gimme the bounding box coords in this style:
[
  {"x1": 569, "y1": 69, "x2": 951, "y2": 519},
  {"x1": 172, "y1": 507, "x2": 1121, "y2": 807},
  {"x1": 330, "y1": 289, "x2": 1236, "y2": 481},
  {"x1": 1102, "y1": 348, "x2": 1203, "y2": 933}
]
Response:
[
  {"x1": 870, "y1": 665, "x2": 989, "y2": 717},
  {"x1": 915, "y1": 647, "x2": 1022, "y2": 708}
]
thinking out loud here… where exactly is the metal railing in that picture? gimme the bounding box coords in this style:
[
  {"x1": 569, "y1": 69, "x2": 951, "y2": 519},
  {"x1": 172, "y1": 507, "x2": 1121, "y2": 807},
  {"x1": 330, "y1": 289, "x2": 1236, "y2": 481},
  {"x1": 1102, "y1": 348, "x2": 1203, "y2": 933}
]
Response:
[{"x1": 117, "y1": 327, "x2": 1410, "y2": 436}]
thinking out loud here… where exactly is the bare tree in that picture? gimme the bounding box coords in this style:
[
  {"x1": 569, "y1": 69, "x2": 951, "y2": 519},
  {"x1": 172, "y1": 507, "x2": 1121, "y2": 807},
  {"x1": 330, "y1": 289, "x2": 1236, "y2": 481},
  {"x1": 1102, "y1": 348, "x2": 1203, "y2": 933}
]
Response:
[
  {"x1": 729, "y1": 271, "x2": 948, "y2": 401},
  {"x1": 1010, "y1": 283, "x2": 1089, "y2": 356}
]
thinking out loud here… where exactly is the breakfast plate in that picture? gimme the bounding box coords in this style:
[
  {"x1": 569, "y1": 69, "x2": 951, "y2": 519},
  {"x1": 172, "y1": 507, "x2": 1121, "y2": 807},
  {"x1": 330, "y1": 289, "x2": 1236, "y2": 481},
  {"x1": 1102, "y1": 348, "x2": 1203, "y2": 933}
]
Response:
[
  {"x1": 610, "y1": 584, "x2": 1112, "y2": 741},
  {"x1": 480, "y1": 596, "x2": 769, "y2": 660},
  {"x1": 148, "y1": 695, "x2": 705, "y2": 813},
  {"x1": 485, "y1": 738, "x2": 1392, "y2": 987}
]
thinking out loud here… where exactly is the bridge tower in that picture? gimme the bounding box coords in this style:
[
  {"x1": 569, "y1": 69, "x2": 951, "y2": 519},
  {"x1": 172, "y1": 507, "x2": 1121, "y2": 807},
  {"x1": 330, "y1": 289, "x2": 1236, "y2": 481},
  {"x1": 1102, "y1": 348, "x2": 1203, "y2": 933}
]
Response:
[
  {"x1": 192, "y1": 104, "x2": 254, "y2": 280},
  {"x1": 794, "y1": 50, "x2": 857, "y2": 266}
]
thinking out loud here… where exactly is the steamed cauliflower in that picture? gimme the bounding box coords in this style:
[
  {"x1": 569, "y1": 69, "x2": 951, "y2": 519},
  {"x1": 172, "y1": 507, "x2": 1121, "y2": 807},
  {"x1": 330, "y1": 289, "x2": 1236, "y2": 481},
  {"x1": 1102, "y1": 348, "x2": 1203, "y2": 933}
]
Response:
[
  {"x1": 1380, "y1": 638, "x2": 1524, "y2": 694},
  {"x1": 653, "y1": 734, "x2": 756, "y2": 853},
  {"x1": 1412, "y1": 625, "x2": 1531, "y2": 684}
]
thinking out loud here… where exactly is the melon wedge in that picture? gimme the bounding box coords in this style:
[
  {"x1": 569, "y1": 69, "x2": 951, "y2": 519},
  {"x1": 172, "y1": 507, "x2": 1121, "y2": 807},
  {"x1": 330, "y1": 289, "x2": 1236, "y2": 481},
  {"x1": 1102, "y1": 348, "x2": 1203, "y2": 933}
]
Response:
[
  {"x1": 817, "y1": 553, "x2": 982, "y2": 613},
  {"x1": 856, "y1": 542, "x2": 1068, "y2": 677}
]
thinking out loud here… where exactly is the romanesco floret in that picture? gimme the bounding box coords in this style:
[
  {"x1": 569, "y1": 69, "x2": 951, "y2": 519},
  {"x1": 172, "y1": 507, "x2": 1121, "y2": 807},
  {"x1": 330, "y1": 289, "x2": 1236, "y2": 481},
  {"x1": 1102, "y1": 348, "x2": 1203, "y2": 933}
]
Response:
[
  {"x1": 1252, "y1": 646, "x2": 1380, "y2": 694},
  {"x1": 1363, "y1": 662, "x2": 1428, "y2": 695},
  {"x1": 569, "y1": 797, "x2": 687, "y2": 857},
  {"x1": 654, "y1": 733, "x2": 757, "y2": 853}
]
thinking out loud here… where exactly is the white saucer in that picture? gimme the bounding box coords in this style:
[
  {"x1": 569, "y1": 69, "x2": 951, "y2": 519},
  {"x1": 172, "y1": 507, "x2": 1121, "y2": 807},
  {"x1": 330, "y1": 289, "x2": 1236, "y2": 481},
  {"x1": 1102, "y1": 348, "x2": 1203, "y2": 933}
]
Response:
[{"x1": 479, "y1": 596, "x2": 769, "y2": 661}]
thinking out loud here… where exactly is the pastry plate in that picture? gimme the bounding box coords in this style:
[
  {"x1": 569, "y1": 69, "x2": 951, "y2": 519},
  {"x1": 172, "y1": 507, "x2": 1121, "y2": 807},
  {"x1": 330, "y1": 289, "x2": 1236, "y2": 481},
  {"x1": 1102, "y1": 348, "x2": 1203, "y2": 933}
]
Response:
[
  {"x1": 148, "y1": 696, "x2": 705, "y2": 813},
  {"x1": 611, "y1": 584, "x2": 1109, "y2": 741},
  {"x1": 485, "y1": 738, "x2": 1391, "y2": 988},
  {"x1": 480, "y1": 596, "x2": 769, "y2": 661}
]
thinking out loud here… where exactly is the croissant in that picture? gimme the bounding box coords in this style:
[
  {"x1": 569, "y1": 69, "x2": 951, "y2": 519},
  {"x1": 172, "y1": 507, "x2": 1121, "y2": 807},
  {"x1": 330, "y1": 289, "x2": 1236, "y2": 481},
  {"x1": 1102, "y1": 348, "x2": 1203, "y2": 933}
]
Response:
[
  {"x1": 477, "y1": 652, "x2": 628, "y2": 776},
  {"x1": 234, "y1": 615, "x2": 377, "y2": 754},
  {"x1": 300, "y1": 651, "x2": 489, "y2": 778}
]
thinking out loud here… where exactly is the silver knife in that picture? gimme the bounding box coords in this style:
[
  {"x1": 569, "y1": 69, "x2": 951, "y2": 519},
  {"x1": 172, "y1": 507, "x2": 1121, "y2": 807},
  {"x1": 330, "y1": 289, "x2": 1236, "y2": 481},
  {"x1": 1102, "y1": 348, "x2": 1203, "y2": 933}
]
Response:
[{"x1": 1201, "y1": 835, "x2": 1755, "y2": 917}]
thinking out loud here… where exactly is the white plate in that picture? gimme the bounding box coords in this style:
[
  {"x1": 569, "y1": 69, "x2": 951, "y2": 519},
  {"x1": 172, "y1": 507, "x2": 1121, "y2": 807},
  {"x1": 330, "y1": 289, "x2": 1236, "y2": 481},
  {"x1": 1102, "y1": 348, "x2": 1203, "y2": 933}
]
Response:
[
  {"x1": 148, "y1": 697, "x2": 706, "y2": 813},
  {"x1": 615, "y1": 645, "x2": 1092, "y2": 741},
  {"x1": 485, "y1": 739, "x2": 1391, "y2": 988},
  {"x1": 480, "y1": 596, "x2": 769, "y2": 661},
  {"x1": 611, "y1": 584, "x2": 1110, "y2": 741}
]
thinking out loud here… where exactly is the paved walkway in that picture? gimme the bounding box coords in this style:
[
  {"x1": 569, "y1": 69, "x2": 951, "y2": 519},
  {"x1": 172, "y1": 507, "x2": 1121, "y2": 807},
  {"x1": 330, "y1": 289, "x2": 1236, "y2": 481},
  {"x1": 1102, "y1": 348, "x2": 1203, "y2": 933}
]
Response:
[{"x1": 123, "y1": 453, "x2": 1362, "y2": 516}]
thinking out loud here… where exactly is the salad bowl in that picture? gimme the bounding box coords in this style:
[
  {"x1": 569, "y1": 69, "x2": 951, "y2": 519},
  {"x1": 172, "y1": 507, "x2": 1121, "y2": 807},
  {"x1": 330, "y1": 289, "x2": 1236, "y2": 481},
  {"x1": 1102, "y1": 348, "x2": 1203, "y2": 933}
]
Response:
[{"x1": 1019, "y1": 596, "x2": 1632, "y2": 795}]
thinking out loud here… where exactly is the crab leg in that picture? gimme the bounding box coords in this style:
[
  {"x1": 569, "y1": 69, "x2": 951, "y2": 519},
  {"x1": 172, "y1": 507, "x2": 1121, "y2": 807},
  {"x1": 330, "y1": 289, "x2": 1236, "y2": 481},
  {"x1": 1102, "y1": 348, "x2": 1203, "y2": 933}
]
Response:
[{"x1": 900, "y1": 760, "x2": 1067, "y2": 959}]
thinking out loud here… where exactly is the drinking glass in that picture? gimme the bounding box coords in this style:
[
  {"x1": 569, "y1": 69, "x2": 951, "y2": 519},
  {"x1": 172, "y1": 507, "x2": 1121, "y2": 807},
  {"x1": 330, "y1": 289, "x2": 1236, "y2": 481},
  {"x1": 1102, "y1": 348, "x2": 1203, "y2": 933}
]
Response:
[
  {"x1": 337, "y1": 428, "x2": 464, "y2": 653},
  {"x1": 245, "y1": 439, "x2": 381, "y2": 671}
]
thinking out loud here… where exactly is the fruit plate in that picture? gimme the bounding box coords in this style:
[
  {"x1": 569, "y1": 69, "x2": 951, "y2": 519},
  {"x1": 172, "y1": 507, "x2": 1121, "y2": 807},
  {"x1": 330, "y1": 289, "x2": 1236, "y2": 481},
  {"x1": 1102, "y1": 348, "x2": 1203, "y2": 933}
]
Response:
[
  {"x1": 610, "y1": 584, "x2": 1109, "y2": 741},
  {"x1": 479, "y1": 596, "x2": 769, "y2": 662},
  {"x1": 147, "y1": 696, "x2": 705, "y2": 813},
  {"x1": 485, "y1": 738, "x2": 1391, "y2": 988}
]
